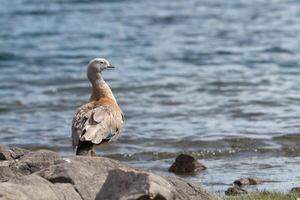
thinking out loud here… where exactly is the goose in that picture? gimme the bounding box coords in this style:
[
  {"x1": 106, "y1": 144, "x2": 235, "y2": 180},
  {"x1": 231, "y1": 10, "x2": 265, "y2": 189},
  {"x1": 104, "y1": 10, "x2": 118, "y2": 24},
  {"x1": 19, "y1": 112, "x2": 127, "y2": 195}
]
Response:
[{"x1": 72, "y1": 58, "x2": 124, "y2": 156}]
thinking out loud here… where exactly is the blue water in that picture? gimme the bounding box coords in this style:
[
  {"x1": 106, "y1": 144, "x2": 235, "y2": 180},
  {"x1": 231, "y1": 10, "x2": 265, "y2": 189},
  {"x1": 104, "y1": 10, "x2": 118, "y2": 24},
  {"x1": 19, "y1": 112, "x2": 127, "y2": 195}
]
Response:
[{"x1": 1, "y1": 0, "x2": 300, "y2": 194}]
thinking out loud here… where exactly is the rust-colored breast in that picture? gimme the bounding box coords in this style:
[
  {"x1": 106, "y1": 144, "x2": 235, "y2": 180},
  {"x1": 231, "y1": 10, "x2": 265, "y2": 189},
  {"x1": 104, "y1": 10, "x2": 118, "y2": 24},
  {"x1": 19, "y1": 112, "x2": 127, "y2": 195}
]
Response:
[{"x1": 96, "y1": 97, "x2": 122, "y2": 114}]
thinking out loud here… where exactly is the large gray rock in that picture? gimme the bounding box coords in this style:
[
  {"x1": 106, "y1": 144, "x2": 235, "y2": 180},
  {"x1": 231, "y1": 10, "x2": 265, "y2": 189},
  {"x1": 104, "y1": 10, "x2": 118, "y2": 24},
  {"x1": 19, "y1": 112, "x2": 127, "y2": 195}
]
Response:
[
  {"x1": 96, "y1": 169, "x2": 178, "y2": 200},
  {"x1": 37, "y1": 156, "x2": 129, "y2": 200},
  {"x1": 9, "y1": 150, "x2": 61, "y2": 175},
  {"x1": 0, "y1": 174, "x2": 81, "y2": 200},
  {"x1": 0, "y1": 145, "x2": 219, "y2": 200},
  {"x1": 0, "y1": 165, "x2": 16, "y2": 182},
  {"x1": 164, "y1": 176, "x2": 217, "y2": 200},
  {"x1": 0, "y1": 145, "x2": 29, "y2": 160},
  {"x1": 96, "y1": 168, "x2": 218, "y2": 200}
]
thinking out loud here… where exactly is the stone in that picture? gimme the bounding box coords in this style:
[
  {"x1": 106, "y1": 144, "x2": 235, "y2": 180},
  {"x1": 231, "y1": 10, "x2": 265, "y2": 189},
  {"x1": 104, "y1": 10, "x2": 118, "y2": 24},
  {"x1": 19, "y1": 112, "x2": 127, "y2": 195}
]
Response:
[
  {"x1": 96, "y1": 168, "x2": 220, "y2": 200},
  {"x1": 164, "y1": 176, "x2": 220, "y2": 200},
  {"x1": 52, "y1": 183, "x2": 83, "y2": 200},
  {"x1": 9, "y1": 150, "x2": 61, "y2": 175},
  {"x1": 9, "y1": 146, "x2": 30, "y2": 159},
  {"x1": 0, "y1": 174, "x2": 82, "y2": 200},
  {"x1": 169, "y1": 154, "x2": 207, "y2": 175},
  {"x1": 0, "y1": 174, "x2": 62, "y2": 200},
  {"x1": 0, "y1": 145, "x2": 218, "y2": 200},
  {"x1": 233, "y1": 177, "x2": 261, "y2": 186},
  {"x1": 0, "y1": 166, "x2": 16, "y2": 182},
  {"x1": 291, "y1": 187, "x2": 300, "y2": 193},
  {"x1": 0, "y1": 145, "x2": 11, "y2": 160},
  {"x1": 96, "y1": 169, "x2": 177, "y2": 200},
  {"x1": 0, "y1": 145, "x2": 29, "y2": 160},
  {"x1": 225, "y1": 186, "x2": 248, "y2": 196},
  {"x1": 37, "y1": 156, "x2": 128, "y2": 200}
]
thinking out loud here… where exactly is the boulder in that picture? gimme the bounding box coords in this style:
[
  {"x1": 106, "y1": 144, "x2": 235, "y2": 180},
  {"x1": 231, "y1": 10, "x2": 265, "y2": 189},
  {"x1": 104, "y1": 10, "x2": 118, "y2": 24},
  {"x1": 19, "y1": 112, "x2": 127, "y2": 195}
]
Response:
[
  {"x1": 0, "y1": 165, "x2": 16, "y2": 182},
  {"x1": 233, "y1": 177, "x2": 261, "y2": 186},
  {"x1": 0, "y1": 174, "x2": 69, "y2": 200},
  {"x1": 96, "y1": 169, "x2": 177, "y2": 200},
  {"x1": 164, "y1": 176, "x2": 218, "y2": 200},
  {"x1": 169, "y1": 154, "x2": 207, "y2": 175},
  {"x1": 291, "y1": 187, "x2": 300, "y2": 193},
  {"x1": 0, "y1": 144, "x2": 219, "y2": 200},
  {"x1": 0, "y1": 174, "x2": 82, "y2": 200},
  {"x1": 9, "y1": 150, "x2": 61, "y2": 175},
  {"x1": 37, "y1": 156, "x2": 128, "y2": 200},
  {"x1": 96, "y1": 168, "x2": 219, "y2": 200},
  {"x1": 0, "y1": 145, "x2": 29, "y2": 160},
  {"x1": 225, "y1": 186, "x2": 248, "y2": 196}
]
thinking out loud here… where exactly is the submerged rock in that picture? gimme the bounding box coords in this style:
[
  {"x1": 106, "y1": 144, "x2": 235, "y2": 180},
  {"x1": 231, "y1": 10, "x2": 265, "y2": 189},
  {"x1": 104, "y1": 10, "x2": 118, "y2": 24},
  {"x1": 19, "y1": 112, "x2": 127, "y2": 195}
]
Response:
[
  {"x1": 96, "y1": 168, "x2": 218, "y2": 200},
  {"x1": 291, "y1": 187, "x2": 300, "y2": 193},
  {"x1": 225, "y1": 186, "x2": 248, "y2": 196},
  {"x1": 169, "y1": 154, "x2": 207, "y2": 175},
  {"x1": 0, "y1": 144, "x2": 218, "y2": 200},
  {"x1": 233, "y1": 177, "x2": 262, "y2": 186}
]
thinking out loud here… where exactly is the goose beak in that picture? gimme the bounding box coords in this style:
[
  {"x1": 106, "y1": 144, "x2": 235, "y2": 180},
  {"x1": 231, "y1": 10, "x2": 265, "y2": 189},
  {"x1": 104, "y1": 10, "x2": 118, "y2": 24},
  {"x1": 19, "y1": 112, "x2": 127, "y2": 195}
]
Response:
[{"x1": 107, "y1": 65, "x2": 115, "y2": 69}]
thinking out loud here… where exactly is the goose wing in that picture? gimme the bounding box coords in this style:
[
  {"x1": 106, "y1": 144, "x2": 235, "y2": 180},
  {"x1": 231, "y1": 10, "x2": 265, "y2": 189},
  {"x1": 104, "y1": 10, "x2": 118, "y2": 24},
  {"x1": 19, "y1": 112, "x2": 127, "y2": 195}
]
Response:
[{"x1": 72, "y1": 103, "x2": 124, "y2": 149}]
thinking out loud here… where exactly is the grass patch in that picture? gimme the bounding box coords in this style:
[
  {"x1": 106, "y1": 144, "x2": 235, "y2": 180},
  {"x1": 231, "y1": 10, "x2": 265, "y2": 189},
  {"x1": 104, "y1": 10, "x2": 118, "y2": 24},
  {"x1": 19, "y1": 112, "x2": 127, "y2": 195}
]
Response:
[{"x1": 223, "y1": 192, "x2": 300, "y2": 200}]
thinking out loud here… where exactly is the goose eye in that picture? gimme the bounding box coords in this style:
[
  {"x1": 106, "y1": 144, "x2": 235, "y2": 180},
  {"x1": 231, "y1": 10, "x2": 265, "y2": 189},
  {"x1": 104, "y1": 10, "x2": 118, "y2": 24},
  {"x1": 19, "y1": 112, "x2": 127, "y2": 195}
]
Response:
[{"x1": 100, "y1": 61, "x2": 104, "y2": 64}]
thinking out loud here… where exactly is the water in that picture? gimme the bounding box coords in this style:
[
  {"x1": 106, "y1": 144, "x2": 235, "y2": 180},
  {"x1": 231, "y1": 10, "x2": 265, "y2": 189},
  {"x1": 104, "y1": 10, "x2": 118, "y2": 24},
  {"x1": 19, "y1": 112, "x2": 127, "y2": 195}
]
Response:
[{"x1": 1, "y1": 0, "x2": 300, "y2": 194}]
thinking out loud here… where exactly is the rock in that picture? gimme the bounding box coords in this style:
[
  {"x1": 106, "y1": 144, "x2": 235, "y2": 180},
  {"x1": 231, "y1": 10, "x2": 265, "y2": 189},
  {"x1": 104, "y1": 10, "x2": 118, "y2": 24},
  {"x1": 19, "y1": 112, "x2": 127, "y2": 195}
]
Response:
[
  {"x1": 0, "y1": 145, "x2": 29, "y2": 160},
  {"x1": 164, "y1": 176, "x2": 219, "y2": 200},
  {"x1": 233, "y1": 177, "x2": 261, "y2": 186},
  {"x1": 9, "y1": 150, "x2": 61, "y2": 175},
  {"x1": 0, "y1": 174, "x2": 62, "y2": 200},
  {"x1": 10, "y1": 146, "x2": 30, "y2": 159},
  {"x1": 225, "y1": 186, "x2": 248, "y2": 196},
  {"x1": 291, "y1": 187, "x2": 300, "y2": 193},
  {"x1": 96, "y1": 168, "x2": 219, "y2": 200},
  {"x1": 169, "y1": 154, "x2": 207, "y2": 175},
  {"x1": 0, "y1": 174, "x2": 81, "y2": 200},
  {"x1": 0, "y1": 145, "x2": 218, "y2": 200},
  {"x1": 0, "y1": 166, "x2": 16, "y2": 182},
  {"x1": 0, "y1": 145, "x2": 11, "y2": 160},
  {"x1": 96, "y1": 169, "x2": 177, "y2": 200},
  {"x1": 52, "y1": 183, "x2": 83, "y2": 200},
  {"x1": 37, "y1": 156, "x2": 128, "y2": 200}
]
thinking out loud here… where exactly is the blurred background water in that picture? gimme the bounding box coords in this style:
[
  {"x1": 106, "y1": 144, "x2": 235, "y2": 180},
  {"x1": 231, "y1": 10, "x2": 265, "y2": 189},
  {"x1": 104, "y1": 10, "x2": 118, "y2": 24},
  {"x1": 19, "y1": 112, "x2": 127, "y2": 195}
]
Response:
[{"x1": 1, "y1": 0, "x2": 300, "y2": 194}]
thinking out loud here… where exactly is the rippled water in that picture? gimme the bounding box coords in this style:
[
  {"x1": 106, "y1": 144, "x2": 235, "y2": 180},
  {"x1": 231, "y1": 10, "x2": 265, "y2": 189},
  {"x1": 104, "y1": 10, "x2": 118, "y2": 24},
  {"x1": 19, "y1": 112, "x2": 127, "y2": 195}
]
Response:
[{"x1": 1, "y1": 0, "x2": 300, "y2": 194}]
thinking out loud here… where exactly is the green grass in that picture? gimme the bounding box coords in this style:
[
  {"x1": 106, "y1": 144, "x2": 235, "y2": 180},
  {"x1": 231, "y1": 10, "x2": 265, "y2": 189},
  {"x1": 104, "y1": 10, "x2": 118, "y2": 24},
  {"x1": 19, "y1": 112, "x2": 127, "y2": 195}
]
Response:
[{"x1": 223, "y1": 192, "x2": 300, "y2": 200}]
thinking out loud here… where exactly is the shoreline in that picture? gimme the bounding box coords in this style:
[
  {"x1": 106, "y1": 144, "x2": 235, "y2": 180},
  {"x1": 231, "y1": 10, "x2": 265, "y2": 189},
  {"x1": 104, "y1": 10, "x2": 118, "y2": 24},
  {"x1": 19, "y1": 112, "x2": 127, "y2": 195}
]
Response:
[
  {"x1": 0, "y1": 144, "x2": 220, "y2": 200},
  {"x1": 1, "y1": 144, "x2": 299, "y2": 200}
]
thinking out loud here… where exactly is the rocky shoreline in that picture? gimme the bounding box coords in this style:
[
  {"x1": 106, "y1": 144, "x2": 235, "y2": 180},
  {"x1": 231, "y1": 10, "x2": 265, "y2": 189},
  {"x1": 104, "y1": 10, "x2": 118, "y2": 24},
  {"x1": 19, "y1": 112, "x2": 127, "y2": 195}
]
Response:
[{"x1": 0, "y1": 145, "x2": 219, "y2": 200}]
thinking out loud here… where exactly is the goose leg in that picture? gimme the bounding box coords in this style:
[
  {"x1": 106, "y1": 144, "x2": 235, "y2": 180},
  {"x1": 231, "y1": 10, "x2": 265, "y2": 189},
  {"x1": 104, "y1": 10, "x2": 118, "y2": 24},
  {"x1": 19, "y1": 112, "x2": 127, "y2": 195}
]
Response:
[{"x1": 76, "y1": 141, "x2": 96, "y2": 156}]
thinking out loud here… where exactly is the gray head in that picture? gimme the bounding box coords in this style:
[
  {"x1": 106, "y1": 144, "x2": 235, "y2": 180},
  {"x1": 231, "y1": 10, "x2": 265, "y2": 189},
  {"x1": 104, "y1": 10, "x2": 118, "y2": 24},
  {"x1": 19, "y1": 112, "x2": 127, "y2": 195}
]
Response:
[{"x1": 87, "y1": 58, "x2": 114, "y2": 83}]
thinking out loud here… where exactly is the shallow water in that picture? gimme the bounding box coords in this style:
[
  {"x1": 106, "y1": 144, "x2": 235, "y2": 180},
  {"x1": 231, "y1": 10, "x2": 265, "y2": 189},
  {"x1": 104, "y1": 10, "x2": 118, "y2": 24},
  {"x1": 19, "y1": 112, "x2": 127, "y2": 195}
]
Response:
[{"x1": 1, "y1": 0, "x2": 300, "y2": 194}]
